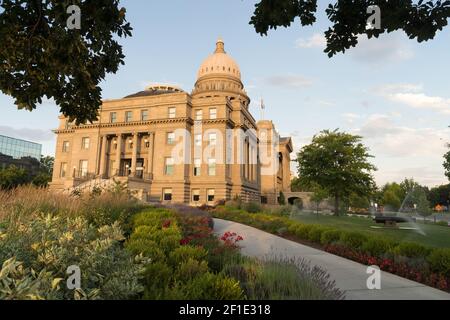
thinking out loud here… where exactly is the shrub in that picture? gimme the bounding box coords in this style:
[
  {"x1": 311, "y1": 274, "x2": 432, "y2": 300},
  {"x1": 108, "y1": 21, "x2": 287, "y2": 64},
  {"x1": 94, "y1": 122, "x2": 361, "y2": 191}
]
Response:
[
  {"x1": 435, "y1": 221, "x2": 449, "y2": 227},
  {"x1": 223, "y1": 257, "x2": 345, "y2": 300},
  {"x1": 142, "y1": 262, "x2": 173, "y2": 300},
  {"x1": 242, "y1": 202, "x2": 261, "y2": 213},
  {"x1": 0, "y1": 215, "x2": 144, "y2": 300},
  {"x1": 320, "y1": 230, "x2": 342, "y2": 246},
  {"x1": 175, "y1": 259, "x2": 209, "y2": 282},
  {"x1": 307, "y1": 225, "x2": 330, "y2": 243},
  {"x1": 427, "y1": 249, "x2": 450, "y2": 277},
  {"x1": 169, "y1": 246, "x2": 207, "y2": 266},
  {"x1": 173, "y1": 273, "x2": 245, "y2": 300},
  {"x1": 132, "y1": 208, "x2": 174, "y2": 228},
  {"x1": 125, "y1": 239, "x2": 166, "y2": 262},
  {"x1": 393, "y1": 242, "x2": 431, "y2": 259},
  {"x1": 295, "y1": 224, "x2": 314, "y2": 240},
  {"x1": 339, "y1": 231, "x2": 368, "y2": 249},
  {"x1": 361, "y1": 238, "x2": 396, "y2": 256}
]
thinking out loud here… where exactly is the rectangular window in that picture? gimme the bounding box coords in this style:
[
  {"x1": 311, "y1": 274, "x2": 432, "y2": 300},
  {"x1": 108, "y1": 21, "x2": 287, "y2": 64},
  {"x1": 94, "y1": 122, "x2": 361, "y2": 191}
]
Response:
[
  {"x1": 195, "y1": 109, "x2": 203, "y2": 120},
  {"x1": 209, "y1": 133, "x2": 217, "y2": 146},
  {"x1": 192, "y1": 189, "x2": 200, "y2": 202},
  {"x1": 168, "y1": 107, "x2": 176, "y2": 119},
  {"x1": 209, "y1": 108, "x2": 217, "y2": 120},
  {"x1": 79, "y1": 160, "x2": 88, "y2": 177},
  {"x1": 208, "y1": 158, "x2": 216, "y2": 176},
  {"x1": 141, "y1": 110, "x2": 149, "y2": 121},
  {"x1": 62, "y1": 141, "x2": 70, "y2": 153},
  {"x1": 125, "y1": 111, "x2": 133, "y2": 123},
  {"x1": 207, "y1": 189, "x2": 215, "y2": 202},
  {"x1": 60, "y1": 162, "x2": 67, "y2": 178},
  {"x1": 81, "y1": 137, "x2": 90, "y2": 150},
  {"x1": 163, "y1": 188, "x2": 173, "y2": 201},
  {"x1": 165, "y1": 157, "x2": 174, "y2": 175},
  {"x1": 194, "y1": 134, "x2": 202, "y2": 147},
  {"x1": 167, "y1": 132, "x2": 175, "y2": 145},
  {"x1": 193, "y1": 158, "x2": 201, "y2": 176},
  {"x1": 110, "y1": 112, "x2": 117, "y2": 123}
]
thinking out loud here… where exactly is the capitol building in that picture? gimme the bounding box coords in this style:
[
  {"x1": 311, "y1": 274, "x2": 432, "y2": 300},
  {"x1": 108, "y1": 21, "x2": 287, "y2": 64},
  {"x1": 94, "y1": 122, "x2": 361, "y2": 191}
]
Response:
[{"x1": 50, "y1": 39, "x2": 293, "y2": 205}]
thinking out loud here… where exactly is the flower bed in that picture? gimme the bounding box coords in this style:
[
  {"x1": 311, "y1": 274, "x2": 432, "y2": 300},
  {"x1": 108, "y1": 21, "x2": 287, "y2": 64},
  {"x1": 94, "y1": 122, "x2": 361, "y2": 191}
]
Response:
[{"x1": 212, "y1": 206, "x2": 450, "y2": 292}]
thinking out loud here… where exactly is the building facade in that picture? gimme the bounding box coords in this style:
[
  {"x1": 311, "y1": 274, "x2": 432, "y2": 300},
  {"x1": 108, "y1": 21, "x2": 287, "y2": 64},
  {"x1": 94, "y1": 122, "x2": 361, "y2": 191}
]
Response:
[
  {"x1": 0, "y1": 134, "x2": 42, "y2": 173},
  {"x1": 50, "y1": 40, "x2": 292, "y2": 205}
]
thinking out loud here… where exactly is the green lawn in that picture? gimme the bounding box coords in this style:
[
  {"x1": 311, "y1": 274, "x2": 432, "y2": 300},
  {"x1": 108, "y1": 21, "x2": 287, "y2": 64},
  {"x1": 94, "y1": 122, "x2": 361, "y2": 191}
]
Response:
[{"x1": 290, "y1": 213, "x2": 450, "y2": 248}]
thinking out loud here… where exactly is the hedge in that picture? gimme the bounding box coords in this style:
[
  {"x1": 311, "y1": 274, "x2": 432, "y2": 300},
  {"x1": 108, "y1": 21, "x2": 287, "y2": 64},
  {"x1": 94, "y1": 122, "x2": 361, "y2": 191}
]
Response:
[{"x1": 212, "y1": 206, "x2": 450, "y2": 292}]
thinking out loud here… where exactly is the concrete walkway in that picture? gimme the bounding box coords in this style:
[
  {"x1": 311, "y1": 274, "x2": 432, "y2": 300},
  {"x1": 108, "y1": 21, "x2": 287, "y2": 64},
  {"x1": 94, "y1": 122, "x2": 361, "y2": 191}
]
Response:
[{"x1": 214, "y1": 218, "x2": 450, "y2": 300}]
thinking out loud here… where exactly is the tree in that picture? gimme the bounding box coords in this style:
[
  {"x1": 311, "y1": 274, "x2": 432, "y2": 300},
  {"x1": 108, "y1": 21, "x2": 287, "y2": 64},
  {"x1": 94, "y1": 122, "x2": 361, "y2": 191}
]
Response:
[
  {"x1": 250, "y1": 0, "x2": 450, "y2": 57},
  {"x1": 0, "y1": 166, "x2": 29, "y2": 189},
  {"x1": 380, "y1": 182, "x2": 403, "y2": 211},
  {"x1": 444, "y1": 144, "x2": 450, "y2": 181},
  {"x1": 428, "y1": 184, "x2": 450, "y2": 207},
  {"x1": 381, "y1": 189, "x2": 402, "y2": 212},
  {"x1": 0, "y1": 0, "x2": 132, "y2": 124},
  {"x1": 400, "y1": 185, "x2": 431, "y2": 217},
  {"x1": 40, "y1": 156, "x2": 54, "y2": 176},
  {"x1": 349, "y1": 193, "x2": 370, "y2": 211},
  {"x1": 291, "y1": 176, "x2": 312, "y2": 192},
  {"x1": 297, "y1": 129, "x2": 376, "y2": 216},
  {"x1": 310, "y1": 184, "x2": 329, "y2": 216}
]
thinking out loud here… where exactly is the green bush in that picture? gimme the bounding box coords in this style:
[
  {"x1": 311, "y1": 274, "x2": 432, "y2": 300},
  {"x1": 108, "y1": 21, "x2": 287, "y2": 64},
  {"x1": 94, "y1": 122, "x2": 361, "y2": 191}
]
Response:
[
  {"x1": 142, "y1": 262, "x2": 173, "y2": 300},
  {"x1": 132, "y1": 208, "x2": 174, "y2": 228},
  {"x1": 0, "y1": 215, "x2": 144, "y2": 300},
  {"x1": 169, "y1": 245, "x2": 207, "y2": 266},
  {"x1": 295, "y1": 224, "x2": 314, "y2": 240},
  {"x1": 174, "y1": 273, "x2": 244, "y2": 300},
  {"x1": 427, "y1": 249, "x2": 450, "y2": 277},
  {"x1": 393, "y1": 242, "x2": 431, "y2": 259},
  {"x1": 125, "y1": 239, "x2": 166, "y2": 262},
  {"x1": 320, "y1": 230, "x2": 342, "y2": 246},
  {"x1": 339, "y1": 231, "x2": 368, "y2": 249},
  {"x1": 361, "y1": 238, "x2": 396, "y2": 256},
  {"x1": 242, "y1": 202, "x2": 261, "y2": 213},
  {"x1": 307, "y1": 225, "x2": 330, "y2": 243},
  {"x1": 175, "y1": 259, "x2": 209, "y2": 282}
]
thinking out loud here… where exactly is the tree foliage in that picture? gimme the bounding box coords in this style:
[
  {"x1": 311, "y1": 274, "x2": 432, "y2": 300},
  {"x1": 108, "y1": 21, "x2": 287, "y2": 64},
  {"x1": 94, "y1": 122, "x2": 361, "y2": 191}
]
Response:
[
  {"x1": 296, "y1": 129, "x2": 376, "y2": 216},
  {"x1": 250, "y1": 0, "x2": 450, "y2": 57},
  {"x1": 0, "y1": 0, "x2": 132, "y2": 124},
  {"x1": 428, "y1": 184, "x2": 450, "y2": 207},
  {"x1": 444, "y1": 144, "x2": 450, "y2": 181}
]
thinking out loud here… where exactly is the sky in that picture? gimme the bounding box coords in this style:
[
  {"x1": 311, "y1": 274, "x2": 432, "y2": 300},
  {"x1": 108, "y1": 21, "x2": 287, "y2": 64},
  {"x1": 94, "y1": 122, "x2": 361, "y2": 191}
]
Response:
[{"x1": 0, "y1": 0, "x2": 449, "y2": 187}]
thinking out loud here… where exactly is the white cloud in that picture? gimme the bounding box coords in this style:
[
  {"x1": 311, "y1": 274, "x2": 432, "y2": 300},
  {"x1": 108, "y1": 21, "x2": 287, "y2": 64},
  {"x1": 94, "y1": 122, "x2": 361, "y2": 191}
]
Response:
[
  {"x1": 342, "y1": 113, "x2": 361, "y2": 124},
  {"x1": 265, "y1": 75, "x2": 313, "y2": 89},
  {"x1": 295, "y1": 33, "x2": 326, "y2": 49},
  {"x1": 0, "y1": 126, "x2": 54, "y2": 142},
  {"x1": 353, "y1": 114, "x2": 449, "y2": 158},
  {"x1": 375, "y1": 83, "x2": 450, "y2": 115},
  {"x1": 350, "y1": 34, "x2": 414, "y2": 64}
]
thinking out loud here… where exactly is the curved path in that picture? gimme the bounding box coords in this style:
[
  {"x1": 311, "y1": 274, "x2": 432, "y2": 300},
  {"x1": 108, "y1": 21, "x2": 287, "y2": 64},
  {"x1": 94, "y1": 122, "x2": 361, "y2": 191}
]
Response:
[{"x1": 214, "y1": 218, "x2": 450, "y2": 300}]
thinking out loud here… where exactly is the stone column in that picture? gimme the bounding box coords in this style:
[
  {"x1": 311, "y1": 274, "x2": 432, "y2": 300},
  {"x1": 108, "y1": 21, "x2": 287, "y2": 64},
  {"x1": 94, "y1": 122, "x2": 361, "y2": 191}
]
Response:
[
  {"x1": 114, "y1": 134, "x2": 123, "y2": 176},
  {"x1": 147, "y1": 132, "x2": 154, "y2": 179},
  {"x1": 99, "y1": 135, "x2": 108, "y2": 178},
  {"x1": 131, "y1": 132, "x2": 138, "y2": 177}
]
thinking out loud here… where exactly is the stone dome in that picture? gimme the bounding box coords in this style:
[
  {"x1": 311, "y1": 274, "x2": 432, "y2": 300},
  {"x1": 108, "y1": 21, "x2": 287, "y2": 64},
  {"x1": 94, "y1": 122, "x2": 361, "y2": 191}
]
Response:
[{"x1": 196, "y1": 39, "x2": 241, "y2": 80}]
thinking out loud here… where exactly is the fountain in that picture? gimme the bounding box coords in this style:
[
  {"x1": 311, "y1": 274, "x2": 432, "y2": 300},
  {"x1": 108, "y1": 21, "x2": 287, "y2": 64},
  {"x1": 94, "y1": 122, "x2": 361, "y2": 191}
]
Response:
[{"x1": 371, "y1": 188, "x2": 427, "y2": 235}]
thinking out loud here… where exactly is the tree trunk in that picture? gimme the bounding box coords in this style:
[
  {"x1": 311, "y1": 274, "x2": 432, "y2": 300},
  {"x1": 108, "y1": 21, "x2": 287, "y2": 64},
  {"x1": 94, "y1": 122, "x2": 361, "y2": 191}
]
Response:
[{"x1": 334, "y1": 194, "x2": 340, "y2": 216}]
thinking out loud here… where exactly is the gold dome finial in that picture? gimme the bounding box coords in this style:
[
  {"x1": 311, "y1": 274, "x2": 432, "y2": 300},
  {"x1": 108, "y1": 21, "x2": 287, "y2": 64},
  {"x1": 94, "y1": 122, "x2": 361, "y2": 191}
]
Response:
[{"x1": 215, "y1": 37, "x2": 225, "y2": 54}]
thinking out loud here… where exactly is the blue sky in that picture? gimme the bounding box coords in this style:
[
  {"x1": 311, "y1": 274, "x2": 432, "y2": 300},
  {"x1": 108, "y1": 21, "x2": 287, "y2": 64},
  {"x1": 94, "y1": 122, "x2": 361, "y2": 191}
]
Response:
[{"x1": 1, "y1": 0, "x2": 449, "y2": 187}]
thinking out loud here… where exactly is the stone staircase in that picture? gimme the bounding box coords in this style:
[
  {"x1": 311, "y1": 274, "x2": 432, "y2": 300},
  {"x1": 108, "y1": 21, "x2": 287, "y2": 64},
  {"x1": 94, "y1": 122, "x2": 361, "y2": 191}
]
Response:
[{"x1": 63, "y1": 177, "x2": 127, "y2": 195}]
